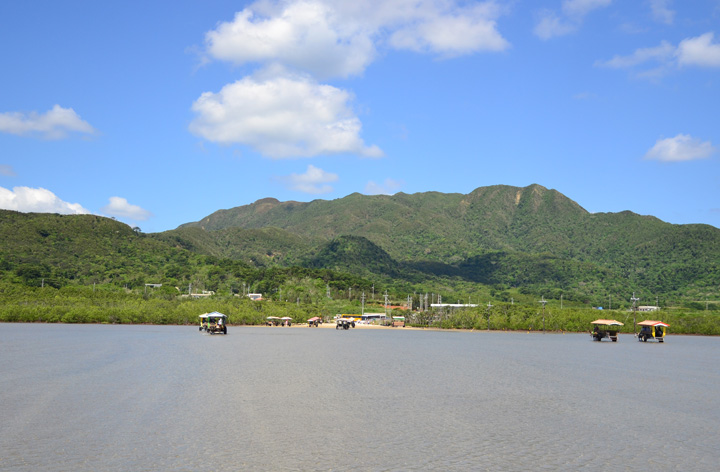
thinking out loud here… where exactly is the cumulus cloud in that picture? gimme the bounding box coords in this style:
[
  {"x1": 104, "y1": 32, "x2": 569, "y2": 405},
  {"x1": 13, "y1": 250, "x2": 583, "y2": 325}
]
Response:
[
  {"x1": 677, "y1": 32, "x2": 720, "y2": 67},
  {"x1": 0, "y1": 165, "x2": 16, "y2": 177},
  {"x1": 534, "y1": 0, "x2": 611, "y2": 40},
  {"x1": 101, "y1": 197, "x2": 153, "y2": 221},
  {"x1": 0, "y1": 105, "x2": 95, "y2": 139},
  {"x1": 597, "y1": 32, "x2": 720, "y2": 76},
  {"x1": 204, "y1": 0, "x2": 509, "y2": 78},
  {"x1": 277, "y1": 165, "x2": 338, "y2": 194},
  {"x1": 189, "y1": 73, "x2": 383, "y2": 158},
  {"x1": 205, "y1": 2, "x2": 375, "y2": 80},
  {"x1": 196, "y1": 1, "x2": 510, "y2": 159},
  {"x1": 385, "y1": 2, "x2": 509, "y2": 56},
  {"x1": 644, "y1": 134, "x2": 716, "y2": 162},
  {"x1": 0, "y1": 186, "x2": 90, "y2": 214},
  {"x1": 364, "y1": 178, "x2": 403, "y2": 195}
]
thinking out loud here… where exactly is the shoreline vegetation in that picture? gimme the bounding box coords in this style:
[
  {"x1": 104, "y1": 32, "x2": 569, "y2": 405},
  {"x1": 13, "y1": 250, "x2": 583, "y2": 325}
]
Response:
[{"x1": 1, "y1": 285, "x2": 718, "y2": 336}]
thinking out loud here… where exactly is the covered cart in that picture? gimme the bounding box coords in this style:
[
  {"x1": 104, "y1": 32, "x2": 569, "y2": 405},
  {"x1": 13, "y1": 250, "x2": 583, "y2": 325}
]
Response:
[
  {"x1": 590, "y1": 319, "x2": 623, "y2": 342},
  {"x1": 199, "y1": 312, "x2": 227, "y2": 335},
  {"x1": 307, "y1": 316, "x2": 321, "y2": 327},
  {"x1": 637, "y1": 320, "x2": 669, "y2": 342}
]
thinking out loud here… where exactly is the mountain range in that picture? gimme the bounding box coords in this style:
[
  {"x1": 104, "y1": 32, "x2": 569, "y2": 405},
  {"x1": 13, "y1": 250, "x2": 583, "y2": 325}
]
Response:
[
  {"x1": 167, "y1": 184, "x2": 719, "y2": 298},
  {"x1": 2, "y1": 184, "x2": 718, "y2": 301}
]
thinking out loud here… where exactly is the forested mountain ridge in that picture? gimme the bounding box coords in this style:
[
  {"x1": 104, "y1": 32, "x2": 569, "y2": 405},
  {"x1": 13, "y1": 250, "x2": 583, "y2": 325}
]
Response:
[
  {"x1": 0, "y1": 210, "x2": 371, "y2": 296},
  {"x1": 179, "y1": 184, "x2": 591, "y2": 261},
  {"x1": 178, "y1": 184, "x2": 719, "y2": 267},
  {"x1": 2, "y1": 184, "x2": 718, "y2": 301}
]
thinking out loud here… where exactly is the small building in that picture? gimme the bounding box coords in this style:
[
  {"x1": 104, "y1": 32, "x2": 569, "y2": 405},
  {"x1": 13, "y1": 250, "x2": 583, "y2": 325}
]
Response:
[
  {"x1": 638, "y1": 306, "x2": 660, "y2": 312},
  {"x1": 247, "y1": 293, "x2": 263, "y2": 301}
]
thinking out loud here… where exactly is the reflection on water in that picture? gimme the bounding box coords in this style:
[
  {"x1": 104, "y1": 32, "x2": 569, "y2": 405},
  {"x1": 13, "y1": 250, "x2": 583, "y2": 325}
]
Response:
[{"x1": 1, "y1": 324, "x2": 719, "y2": 471}]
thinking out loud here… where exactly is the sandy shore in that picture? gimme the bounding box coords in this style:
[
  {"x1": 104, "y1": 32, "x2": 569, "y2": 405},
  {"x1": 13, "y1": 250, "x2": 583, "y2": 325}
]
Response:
[{"x1": 269, "y1": 322, "x2": 428, "y2": 330}]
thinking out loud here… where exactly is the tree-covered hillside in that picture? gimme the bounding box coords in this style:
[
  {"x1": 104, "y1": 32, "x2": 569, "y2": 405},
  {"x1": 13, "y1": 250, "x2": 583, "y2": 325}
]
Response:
[
  {"x1": 176, "y1": 184, "x2": 720, "y2": 299},
  {"x1": 2, "y1": 183, "x2": 719, "y2": 306}
]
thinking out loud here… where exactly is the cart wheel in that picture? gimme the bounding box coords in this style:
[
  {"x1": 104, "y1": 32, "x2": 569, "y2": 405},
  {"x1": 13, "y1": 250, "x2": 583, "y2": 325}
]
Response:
[
  {"x1": 223, "y1": 326, "x2": 227, "y2": 334},
  {"x1": 336, "y1": 324, "x2": 340, "y2": 330}
]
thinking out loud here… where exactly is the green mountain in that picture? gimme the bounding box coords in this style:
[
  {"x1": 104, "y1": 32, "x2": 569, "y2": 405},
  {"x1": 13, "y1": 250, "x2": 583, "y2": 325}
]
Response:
[
  {"x1": 0, "y1": 210, "x2": 231, "y2": 289},
  {"x1": 2, "y1": 184, "x2": 718, "y2": 302},
  {"x1": 0, "y1": 210, "x2": 373, "y2": 298},
  {"x1": 177, "y1": 184, "x2": 720, "y2": 298}
]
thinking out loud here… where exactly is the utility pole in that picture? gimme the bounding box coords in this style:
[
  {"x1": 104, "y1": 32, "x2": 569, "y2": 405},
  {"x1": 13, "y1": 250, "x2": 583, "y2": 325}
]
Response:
[
  {"x1": 631, "y1": 293, "x2": 640, "y2": 335},
  {"x1": 486, "y1": 301, "x2": 493, "y2": 331},
  {"x1": 384, "y1": 291, "x2": 389, "y2": 317},
  {"x1": 539, "y1": 297, "x2": 547, "y2": 334},
  {"x1": 361, "y1": 292, "x2": 366, "y2": 315}
]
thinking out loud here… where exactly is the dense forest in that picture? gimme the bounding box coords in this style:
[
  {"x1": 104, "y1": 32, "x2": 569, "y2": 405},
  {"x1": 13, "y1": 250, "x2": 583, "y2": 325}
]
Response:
[{"x1": 1, "y1": 183, "x2": 719, "y2": 332}]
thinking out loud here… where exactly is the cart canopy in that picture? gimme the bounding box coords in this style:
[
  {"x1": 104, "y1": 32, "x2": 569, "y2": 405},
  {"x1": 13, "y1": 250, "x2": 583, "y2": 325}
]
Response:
[
  {"x1": 638, "y1": 320, "x2": 669, "y2": 327},
  {"x1": 591, "y1": 319, "x2": 624, "y2": 326}
]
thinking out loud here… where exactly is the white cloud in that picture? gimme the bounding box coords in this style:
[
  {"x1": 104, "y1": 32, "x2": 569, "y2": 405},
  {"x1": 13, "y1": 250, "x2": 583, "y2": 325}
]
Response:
[
  {"x1": 278, "y1": 164, "x2": 338, "y2": 194},
  {"x1": 649, "y1": 0, "x2": 675, "y2": 25},
  {"x1": 595, "y1": 41, "x2": 674, "y2": 68},
  {"x1": 0, "y1": 105, "x2": 95, "y2": 139},
  {"x1": 204, "y1": 0, "x2": 509, "y2": 78},
  {"x1": 677, "y1": 32, "x2": 720, "y2": 67},
  {"x1": 364, "y1": 178, "x2": 403, "y2": 195},
  {"x1": 534, "y1": 0, "x2": 611, "y2": 40},
  {"x1": 0, "y1": 186, "x2": 90, "y2": 214},
  {"x1": 534, "y1": 11, "x2": 576, "y2": 40},
  {"x1": 189, "y1": 73, "x2": 383, "y2": 158},
  {"x1": 386, "y1": 2, "x2": 509, "y2": 56},
  {"x1": 597, "y1": 32, "x2": 720, "y2": 76},
  {"x1": 101, "y1": 197, "x2": 153, "y2": 221},
  {"x1": 197, "y1": 1, "x2": 509, "y2": 159},
  {"x1": 0, "y1": 165, "x2": 16, "y2": 177},
  {"x1": 644, "y1": 134, "x2": 716, "y2": 162},
  {"x1": 205, "y1": 2, "x2": 375, "y2": 80}
]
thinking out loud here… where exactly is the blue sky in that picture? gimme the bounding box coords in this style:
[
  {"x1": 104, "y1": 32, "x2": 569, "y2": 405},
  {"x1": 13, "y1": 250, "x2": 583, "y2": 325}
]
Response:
[{"x1": 1, "y1": 0, "x2": 719, "y2": 233}]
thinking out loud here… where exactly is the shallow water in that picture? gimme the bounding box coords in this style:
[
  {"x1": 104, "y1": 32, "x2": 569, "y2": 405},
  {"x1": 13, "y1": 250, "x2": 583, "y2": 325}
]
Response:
[{"x1": 1, "y1": 324, "x2": 718, "y2": 471}]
